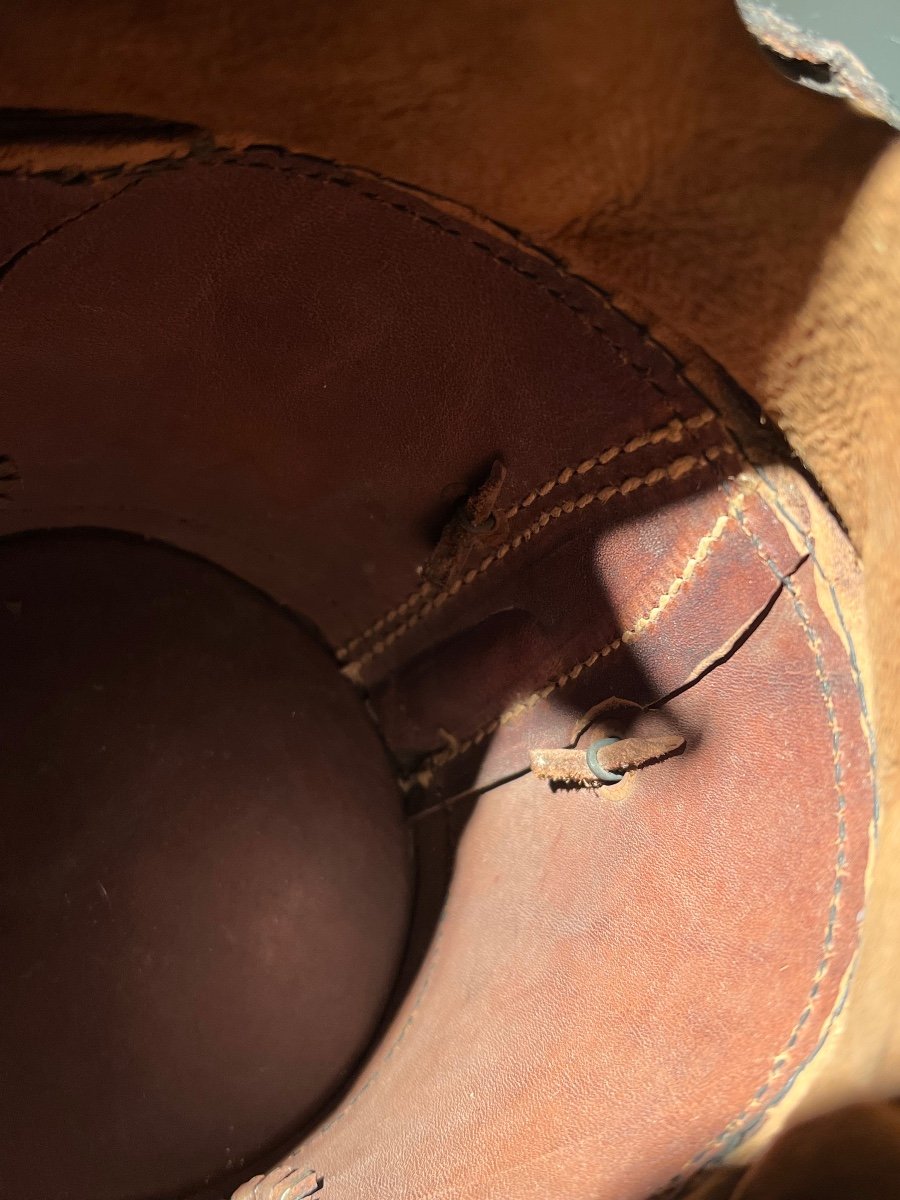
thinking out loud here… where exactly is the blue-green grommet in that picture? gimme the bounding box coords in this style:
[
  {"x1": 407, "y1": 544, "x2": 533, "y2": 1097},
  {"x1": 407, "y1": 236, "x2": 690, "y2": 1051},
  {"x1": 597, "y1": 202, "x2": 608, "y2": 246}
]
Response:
[{"x1": 585, "y1": 736, "x2": 624, "y2": 784}]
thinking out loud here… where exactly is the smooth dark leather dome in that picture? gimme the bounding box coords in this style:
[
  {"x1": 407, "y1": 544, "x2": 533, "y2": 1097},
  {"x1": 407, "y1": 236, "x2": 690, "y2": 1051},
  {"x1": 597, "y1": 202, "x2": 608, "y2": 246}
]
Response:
[
  {"x1": 0, "y1": 530, "x2": 411, "y2": 1200},
  {"x1": 0, "y1": 153, "x2": 874, "y2": 1200}
]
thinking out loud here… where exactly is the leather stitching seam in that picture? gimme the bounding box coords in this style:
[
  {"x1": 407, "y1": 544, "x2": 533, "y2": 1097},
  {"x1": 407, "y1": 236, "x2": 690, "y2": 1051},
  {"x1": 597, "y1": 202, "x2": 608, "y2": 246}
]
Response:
[
  {"x1": 4, "y1": 149, "x2": 740, "y2": 643},
  {"x1": 7, "y1": 150, "x2": 866, "y2": 1188},
  {"x1": 400, "y1": 494, "x2": 745, "y2": 789},
  {"x1": 337, "y1": 409, "x2": 719, "y2": 664},
  {"x1": 667, "y1": 490, "x2": 851, "y2": 1186},
  {"x1": 286, "y1": 499, "x2": 747, "y2": 1160},
  {"x1": 6, "y1": 146, "x2": 705, "y2": 412},
  {"x1": 221, "y1": 151, "x2": 732, "y2": 473},
  {"x1": 347, "y1": 443, "x2": 731, "y2": 673}
]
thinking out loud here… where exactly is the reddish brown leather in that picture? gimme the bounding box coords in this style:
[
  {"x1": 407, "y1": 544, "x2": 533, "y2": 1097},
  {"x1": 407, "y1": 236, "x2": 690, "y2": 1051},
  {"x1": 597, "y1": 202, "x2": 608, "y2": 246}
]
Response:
[
  {"x1": 0, "y1": 150, "x2": 716, "y2": 642},
  {"x1": 294, "y1": 545, "x2": 871, "y2": 1200},
  {"x1": 371, "y1": 487, "x2": 800, "y2": 797},
  {"x1": 0, "y1": 531, "x2": 411, "y2": 1200},
  {"x1": 0, "y1": 151, "x2": 875, "y2": 1200}
]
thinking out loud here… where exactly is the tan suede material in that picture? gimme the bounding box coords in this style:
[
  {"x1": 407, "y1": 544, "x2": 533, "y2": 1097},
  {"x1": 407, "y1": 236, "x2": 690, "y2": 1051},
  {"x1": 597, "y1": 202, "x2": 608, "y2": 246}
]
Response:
[
  {"x1": 0, "y1": 2, "x2": 895, "y2": 582},
  {"x1": 0, "y1": 2, "x2": 894, "y2": 531},
  {"x1": 1, "y1": 0, "x2": 899, "y2": 1167},
  {"x1": 685, "y1": 1102, "x2": 900, "y2": 1198}
]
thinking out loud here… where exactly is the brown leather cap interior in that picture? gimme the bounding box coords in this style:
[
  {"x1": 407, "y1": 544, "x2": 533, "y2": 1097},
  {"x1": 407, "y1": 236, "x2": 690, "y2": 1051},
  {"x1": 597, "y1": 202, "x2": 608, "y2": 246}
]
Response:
[{"x1": 0, "y1": 150, "x2": 875, "y2": 1200}]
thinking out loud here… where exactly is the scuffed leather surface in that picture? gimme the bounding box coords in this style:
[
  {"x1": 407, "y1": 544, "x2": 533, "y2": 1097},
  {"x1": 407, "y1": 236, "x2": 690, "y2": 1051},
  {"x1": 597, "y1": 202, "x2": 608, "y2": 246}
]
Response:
[{"x1": 0, "y1": 157, "x2": 875, "y2": 1197}]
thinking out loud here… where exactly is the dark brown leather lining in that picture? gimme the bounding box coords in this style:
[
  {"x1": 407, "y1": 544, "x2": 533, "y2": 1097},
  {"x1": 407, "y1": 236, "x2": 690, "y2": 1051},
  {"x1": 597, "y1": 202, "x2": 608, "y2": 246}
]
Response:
[{"x1": 0, "y1": 530, "x2": 411, "y2": 1200}]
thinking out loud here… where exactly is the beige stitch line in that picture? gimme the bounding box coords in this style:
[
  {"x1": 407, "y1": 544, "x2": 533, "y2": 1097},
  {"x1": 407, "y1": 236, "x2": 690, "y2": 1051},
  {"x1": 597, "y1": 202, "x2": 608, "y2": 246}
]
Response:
[
  {"x1": 345, "y1": 443, "x2": 728, "y2": 673},
  {"x1": 506, "y1": 408, "x2": 716, "y2": 518},
  {"x1": 401, "y1": 496, "x2": 745, "y2": 791},
  {"x1": 335, "y1": 409, "x2": 719, "y2": 662},
  {"x1": 669, "y1": 512, "x2": 849, "y2": 1180}
]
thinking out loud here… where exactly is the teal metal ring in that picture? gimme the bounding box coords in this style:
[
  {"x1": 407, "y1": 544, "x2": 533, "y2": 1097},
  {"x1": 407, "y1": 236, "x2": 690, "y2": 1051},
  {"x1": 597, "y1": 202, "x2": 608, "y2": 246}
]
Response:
[{"x1": 585, "y1": 736, "x2": 624, "y2": 784}]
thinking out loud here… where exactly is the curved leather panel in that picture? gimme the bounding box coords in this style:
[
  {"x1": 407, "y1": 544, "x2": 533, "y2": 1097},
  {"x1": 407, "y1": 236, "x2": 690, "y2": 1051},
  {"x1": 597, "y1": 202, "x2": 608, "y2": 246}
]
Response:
[
  {"x1": 0, "y1": 532, "x2": 411, "y2": 1200},
  {"x1": 0, "y1": 150, "x2": 874, "y2": 1199}
]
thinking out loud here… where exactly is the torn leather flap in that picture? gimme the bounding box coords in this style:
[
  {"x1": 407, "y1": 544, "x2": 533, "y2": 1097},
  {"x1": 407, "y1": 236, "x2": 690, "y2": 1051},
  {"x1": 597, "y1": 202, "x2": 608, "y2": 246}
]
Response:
[{"x1": 529, "y1": 732, "x2": 686, "y2": 784}]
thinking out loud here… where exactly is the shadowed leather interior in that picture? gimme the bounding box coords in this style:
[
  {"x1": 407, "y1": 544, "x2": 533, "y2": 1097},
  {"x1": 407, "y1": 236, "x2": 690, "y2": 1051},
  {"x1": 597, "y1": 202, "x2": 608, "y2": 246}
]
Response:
[
  {"x1": 0, "y1": 530, "x2": 411, "y2": 1200},
  {"x1": 0, "y1": 150, "x2": 876, "y2": 1199}
]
